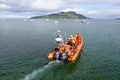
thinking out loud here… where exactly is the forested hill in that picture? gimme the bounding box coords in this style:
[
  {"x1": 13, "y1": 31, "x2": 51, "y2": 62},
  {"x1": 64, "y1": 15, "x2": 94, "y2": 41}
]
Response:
[{"x1": 31, "y1": 11, "x2": 89, "y2": 19}]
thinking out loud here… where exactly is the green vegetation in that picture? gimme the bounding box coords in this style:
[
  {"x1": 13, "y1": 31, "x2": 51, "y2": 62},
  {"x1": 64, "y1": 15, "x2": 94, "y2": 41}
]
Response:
[{"x1": 31, "y1": 11, "x2": 89, "y2": 19}]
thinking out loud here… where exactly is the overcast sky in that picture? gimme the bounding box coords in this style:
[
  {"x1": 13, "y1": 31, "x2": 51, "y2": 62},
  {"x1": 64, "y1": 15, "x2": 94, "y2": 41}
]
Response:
[{"x1": 0, "y1": 0, "x2": 120, "y2": 19}]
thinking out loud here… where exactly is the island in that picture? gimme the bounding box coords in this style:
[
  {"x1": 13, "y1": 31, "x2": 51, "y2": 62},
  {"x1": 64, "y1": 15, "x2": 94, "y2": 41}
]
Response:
[{"x1": 31, "y1": 11, "x2": 89, "y2": 19}]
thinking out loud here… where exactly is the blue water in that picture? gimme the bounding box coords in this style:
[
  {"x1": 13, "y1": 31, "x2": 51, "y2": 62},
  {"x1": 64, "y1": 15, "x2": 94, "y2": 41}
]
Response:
[{"x1": 0, "y1": 19, "x2": 120, "y2": 80}]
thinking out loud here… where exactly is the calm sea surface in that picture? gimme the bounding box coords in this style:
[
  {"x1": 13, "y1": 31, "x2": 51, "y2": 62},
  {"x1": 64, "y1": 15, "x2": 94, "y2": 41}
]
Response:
[{"x1": 0, "y1": 19, "x2": 120, "y2": 80}]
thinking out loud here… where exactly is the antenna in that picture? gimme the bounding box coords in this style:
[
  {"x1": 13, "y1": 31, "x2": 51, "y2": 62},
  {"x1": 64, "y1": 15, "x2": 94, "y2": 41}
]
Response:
[
  {"x1": 57, "y1": 30, "x2": 60, "y2": 33},
  {"x1": 65, "y1": 32, "x2": 67, "y2": 41}
]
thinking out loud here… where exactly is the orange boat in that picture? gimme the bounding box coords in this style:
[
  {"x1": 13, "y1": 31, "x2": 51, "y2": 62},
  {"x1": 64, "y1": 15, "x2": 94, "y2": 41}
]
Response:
[{"x1": 47, "y1": 34, "x2": 84, "y2": 62}]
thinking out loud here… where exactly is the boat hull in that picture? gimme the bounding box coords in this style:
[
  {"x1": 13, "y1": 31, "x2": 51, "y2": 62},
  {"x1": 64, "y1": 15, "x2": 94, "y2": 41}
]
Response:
[
  {"x1": 47, "y1": 34, "x2": 84, "y2": 62},
  {"x1": 68, "y1": 39, "x2": 83, "y2": 62}
]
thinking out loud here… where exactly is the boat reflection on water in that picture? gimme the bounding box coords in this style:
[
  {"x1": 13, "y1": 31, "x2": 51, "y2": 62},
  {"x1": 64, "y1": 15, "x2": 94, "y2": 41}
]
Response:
[{"x1": 59, "y1": 52, "x2": 82, "y2": 74}]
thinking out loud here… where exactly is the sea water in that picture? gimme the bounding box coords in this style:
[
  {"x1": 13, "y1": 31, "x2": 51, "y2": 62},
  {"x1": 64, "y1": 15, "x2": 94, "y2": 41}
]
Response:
[{"x1": 0, "y1": 19, "x2": 120, "y2": 80}]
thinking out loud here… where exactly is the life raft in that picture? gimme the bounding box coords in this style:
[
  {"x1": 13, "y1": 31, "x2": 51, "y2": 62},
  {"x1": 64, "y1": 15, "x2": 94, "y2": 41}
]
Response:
[{"x1": 47, "y1": 34, "x2": 83, "y2": 62}]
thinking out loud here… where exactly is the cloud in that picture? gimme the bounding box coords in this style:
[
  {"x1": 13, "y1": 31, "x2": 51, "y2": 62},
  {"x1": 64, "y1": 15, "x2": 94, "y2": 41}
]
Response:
[
  {"x1": 30, "y1": 0, "x2": 64, "y2": 11},
  {"x1": 103, "y1": 6, "x2": 120, "y2": 14},
  {"x1": 84, "y1": 6, "x2": 120, "y2": 19},
  {"x1": 0, "y1": 3, "x2": 11, "y2": 9},
  {"x1": 67, "y1": 0, "x2": 120, "y2": 4},
  {"x1": 0, "y1": 11, "x2": 31, "y2": 18},
  {"x1": 60, "y1": 8, "x2": 86, "y2": 13},
  {"x1": 0, "y1": 0, "x2": 120, "y2": 19},
  {"x1": 60, "y1": 6, "x2": 120, "y2": 19},
  {"x1": 0, "y1": 0, "x2": 64, "y2": 12}
]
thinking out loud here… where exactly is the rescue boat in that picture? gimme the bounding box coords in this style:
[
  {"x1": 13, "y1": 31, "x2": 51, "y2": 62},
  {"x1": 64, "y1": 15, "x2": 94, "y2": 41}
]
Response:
[{"x1": 47, "y1": 34, "x2": 83, "y2": 62}]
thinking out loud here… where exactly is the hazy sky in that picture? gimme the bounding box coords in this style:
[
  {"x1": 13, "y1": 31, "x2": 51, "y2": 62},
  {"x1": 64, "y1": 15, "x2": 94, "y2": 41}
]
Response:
[{"x1": 0, "y1": 0, "x2": 120, "y2": 19}]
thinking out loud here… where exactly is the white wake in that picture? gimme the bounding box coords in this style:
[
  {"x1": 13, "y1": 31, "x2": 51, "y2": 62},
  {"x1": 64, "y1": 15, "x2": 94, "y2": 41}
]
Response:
[{"x1": 21, "y1": 60, "x2": 62, "y2": 80}]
